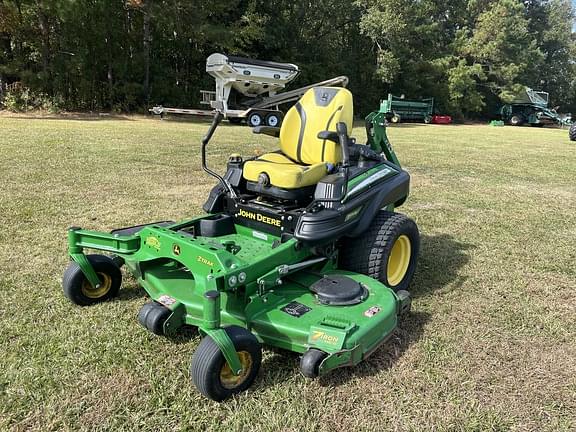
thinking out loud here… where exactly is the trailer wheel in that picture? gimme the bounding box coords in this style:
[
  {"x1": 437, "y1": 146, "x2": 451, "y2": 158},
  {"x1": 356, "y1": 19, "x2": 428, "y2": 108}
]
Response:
[
  {"x1": 62, "y1": 255, "x2": 122, "y2": 306},
  {"x1": 247, "y1": 112, "x2": 264, "y2": 127},
  {"x1": 391, "y1": 114, "x2": 401, "y2": 124},
  {"x1": 265, "y1": 112, "x2": 282, "y2": 127},
  {"x1": 424, "y1": 115, "x2": 432, "y2": 124},
  {"x1": 570, "y1": 123, "x2": 576, "y2": 141},
  {"x1": 190, "y1": 326, "x2": 261, "y2": 402},
  {"x1": 339, "y1": 211, "x2": 420, "y2": 292},
  {"x1": 510, "y1": 115, "x2": 524, "y2": 126}
]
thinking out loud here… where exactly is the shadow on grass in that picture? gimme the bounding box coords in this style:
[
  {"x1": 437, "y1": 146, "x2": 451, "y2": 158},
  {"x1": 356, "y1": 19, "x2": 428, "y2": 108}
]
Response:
[
  {"x1": 117, "y1": 284, "x2": 146, "y2": 301},
  {"x1": 318, "y1": 310, "x2": 430, "y2": 387},
  {"x1": 411, "y1": 233, "x2": 474, "y2": 299}
]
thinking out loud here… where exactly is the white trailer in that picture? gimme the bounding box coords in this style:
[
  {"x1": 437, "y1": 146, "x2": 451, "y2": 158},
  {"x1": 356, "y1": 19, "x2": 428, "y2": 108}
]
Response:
[{"x1": 150, "y1": 53, "x2": 348, "y2": 127}]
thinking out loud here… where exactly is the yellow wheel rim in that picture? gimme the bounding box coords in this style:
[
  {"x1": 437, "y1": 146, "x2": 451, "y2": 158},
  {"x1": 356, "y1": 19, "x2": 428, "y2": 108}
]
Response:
[
  {"x1": 81, "y1": 272, "x2": 112, "y2": 299},
  {"x1": 220, "y1": 351, "x2": 253, "y2": 390},
  {"x1": 387, "y1": 235, "x2": 411, "y2": 286}
]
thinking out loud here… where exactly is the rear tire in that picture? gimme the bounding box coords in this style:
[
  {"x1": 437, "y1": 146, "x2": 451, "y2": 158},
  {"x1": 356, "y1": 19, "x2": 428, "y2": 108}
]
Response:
[
  {"x1": 339, "y1": 211, "x2": 419, "y2": 292},
  {"x1": 190, "y1": 326, "x2": 261, "y2": 402},
  {"x1": 569, "y1": 123, "x2": 576, "y2": 141},
  {"x1": 391, "y1": 114, "x2": 401, "y2": 124}
]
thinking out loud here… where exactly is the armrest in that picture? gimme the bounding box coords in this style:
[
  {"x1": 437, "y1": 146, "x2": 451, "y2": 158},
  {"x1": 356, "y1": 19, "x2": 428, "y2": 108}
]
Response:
[
  {"x1": 317, "y1": 130, "x2": 339, "y2": 143},
  {"x1": 253, "y1": 126, "x2": 280, "y2": 138}
]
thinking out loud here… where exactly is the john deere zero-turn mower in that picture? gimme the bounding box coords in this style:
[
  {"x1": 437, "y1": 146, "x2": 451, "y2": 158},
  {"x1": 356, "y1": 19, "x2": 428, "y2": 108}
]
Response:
[{"x1": 63, "y1": 87, "x2": 420, "y2": 401}]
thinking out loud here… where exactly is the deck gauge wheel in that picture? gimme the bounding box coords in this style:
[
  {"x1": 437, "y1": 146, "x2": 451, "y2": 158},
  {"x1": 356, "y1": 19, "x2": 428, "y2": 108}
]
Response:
[
  {"x1": 300, "y1": 349, "x2": 328, "y2": 378},
  {"x1": 138, "y1": 302, "x2": 171, "y2": 335}
]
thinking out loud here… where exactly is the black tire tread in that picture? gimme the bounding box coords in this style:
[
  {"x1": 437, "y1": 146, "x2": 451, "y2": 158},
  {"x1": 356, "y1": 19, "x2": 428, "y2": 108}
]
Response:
[
  {"x1": 138, "y1": 302, "x2": 170, "y2": 335},
  {"x1": 340, "y1": 211, "x2": 419, "y2": 291},
  {"x1": 190, "y1": 326, "x2": 261, "y2": 402},
  {"x1": 300, "y1": 349, "x2": 327, "y2": 379},
  {"x1": 569, "y1": 123, "x2": 576, "y2": 141},
  {"x1": 62, "y1": 254, "x2": 122, "y2": 306}
]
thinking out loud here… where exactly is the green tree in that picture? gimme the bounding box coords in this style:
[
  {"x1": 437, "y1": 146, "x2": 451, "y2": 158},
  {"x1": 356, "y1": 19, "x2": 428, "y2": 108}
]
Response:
[{"x1": 463, "y1": 0, "x2": 544, "y2": 102}]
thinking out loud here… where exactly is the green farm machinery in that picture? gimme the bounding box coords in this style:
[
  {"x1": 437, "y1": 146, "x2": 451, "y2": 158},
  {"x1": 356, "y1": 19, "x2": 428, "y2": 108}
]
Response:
[
  {"x1": 63, "y1": 86, "x2": 419, "y2": 401},
  {"x1": 379, "y1": 93, "x2": 434, "y2": 124},
  {"x1": 499, "y1": 87, "x2": 571, "y2": 127}
]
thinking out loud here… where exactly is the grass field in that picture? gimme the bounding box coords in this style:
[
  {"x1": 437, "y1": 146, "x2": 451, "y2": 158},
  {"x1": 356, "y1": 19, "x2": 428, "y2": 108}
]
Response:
[{"x1": 0, "y1": 114, "x2": 575, "y2": 431}]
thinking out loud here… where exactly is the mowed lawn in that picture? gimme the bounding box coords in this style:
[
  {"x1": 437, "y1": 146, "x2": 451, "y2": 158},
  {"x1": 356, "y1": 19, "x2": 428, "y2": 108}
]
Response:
[{"x1": 0, "y1": 114, "x2": 574, "y2": 432}]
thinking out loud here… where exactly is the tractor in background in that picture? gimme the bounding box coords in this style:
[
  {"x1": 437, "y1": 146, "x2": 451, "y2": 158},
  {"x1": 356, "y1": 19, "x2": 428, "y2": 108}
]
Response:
[{"x1": 499, "y1": 87, "x2": 571, "y2": 127}]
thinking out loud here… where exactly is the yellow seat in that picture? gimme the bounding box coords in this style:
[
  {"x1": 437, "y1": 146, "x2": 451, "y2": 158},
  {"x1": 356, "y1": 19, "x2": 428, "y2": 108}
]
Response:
[
  {"x1": 243, "y1": 87, "x2": 353, "y2": 190},
  {"x1": 243, "y1": 153, "x2": 328, "y2": 189}
]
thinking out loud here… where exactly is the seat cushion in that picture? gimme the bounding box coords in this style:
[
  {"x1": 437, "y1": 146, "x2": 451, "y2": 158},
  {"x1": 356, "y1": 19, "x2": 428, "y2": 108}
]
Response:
[{"x1": 243, "y1": 152, "x2": 328, "y2": 189}]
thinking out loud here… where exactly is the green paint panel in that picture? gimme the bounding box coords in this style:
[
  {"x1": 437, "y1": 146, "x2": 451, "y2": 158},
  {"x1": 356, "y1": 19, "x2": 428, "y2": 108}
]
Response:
[{"x1": 248, "y1": 271, "x2": 399, "y2": 355}]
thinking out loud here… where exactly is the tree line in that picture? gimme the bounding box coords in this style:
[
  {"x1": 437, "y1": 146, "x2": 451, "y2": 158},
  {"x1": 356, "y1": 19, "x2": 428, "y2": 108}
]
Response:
[{"x1": 0, "y1": 0, "x2": 574, "y2": 117}]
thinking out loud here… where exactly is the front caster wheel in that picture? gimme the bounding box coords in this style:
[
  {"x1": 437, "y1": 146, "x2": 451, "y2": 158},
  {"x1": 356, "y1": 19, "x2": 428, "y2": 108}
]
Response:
[
  {"x1": 138, "y1": 302, "x2": 171, "y2": 335},
  {"x1": 300, "y1": 349, "x2": 327, "y2": 378},
  {"x1": 190, "y1": 326, "x2": 261, "y2": 402},
  {"x1": 62, "y1": 254, "x2": 122, "y2": 306}
]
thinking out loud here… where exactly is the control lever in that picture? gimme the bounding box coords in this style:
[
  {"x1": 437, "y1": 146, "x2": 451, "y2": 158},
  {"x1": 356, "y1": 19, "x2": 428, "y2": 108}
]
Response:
[{"x1": 201, "y1": 112, "x2": 238, "y2": 199}]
